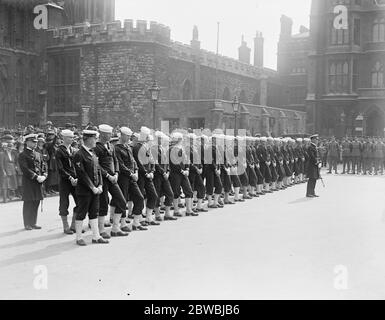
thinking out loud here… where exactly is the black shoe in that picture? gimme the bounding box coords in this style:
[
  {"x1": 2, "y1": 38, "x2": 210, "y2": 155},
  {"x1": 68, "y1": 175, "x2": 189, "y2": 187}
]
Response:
[
  {"x1": 100, "y1": 232, "x2": 111, "y2": 239},
  {"x1": 148, "y1": 221, "x2": 160, "y2": 226},
  {"x1": 164, "y1": 216, "x2": 178, "y2": 221},
  {"x1": 312, "y1": 195, "x2": 320, "y2": 198},
  {"x1": 208, "y1": 204, "x2": 218, "y2": 209},
  {"x1": 64, "y1": 228, "x2": 74, "y2": 235},
  {"x1": 132, "y1": 225, "x2": 147, "y2": 231},
  {"x1": 306, "y1": 195, "x2": 314, "y2": 198},
  {"x1": 121, "y1": 226, "x2": 131, "y2": 232},
  {"x1": 140, "y1": 221, "x2": 149, "y2": 226},
  {"x1": 224, "y1": 201, "x2": 235, "y2": 204},
  {"x1": 70, "y1": 228, "x2": 85, "y2": 234},
  {"x1": 155, "y1": 216, "x2": 163, "y2": 222},
  {"x1": 186, "y1": 212, "x2": 199, "y2": 217},
  {"x1": 196, "y1": 207, "x2": 208, "y2": 212},
  {"x1": 111, "y1": 231, "x2": 129, "y2": 237},
  {"x1": 25, "y1": 226, "x2": 33, "y2": 231},
  {"x1": 174, "y1": 212, "x2": 183, "y2": 217},
  {"x1": 92, "y1": 238, "x2": 109, "y2": 244},
  {"x1": 31, "y1": 225, "x2": 42, "y2": 230},
  {"x1": 76, "y1": 239, "x2": 87, "y2": 246}
]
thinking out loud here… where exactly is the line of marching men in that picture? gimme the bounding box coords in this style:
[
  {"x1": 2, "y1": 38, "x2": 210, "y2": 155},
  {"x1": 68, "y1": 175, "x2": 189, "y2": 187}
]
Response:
[{"x1": 18, "y1": 125, "x2": 315, "y2": 246}]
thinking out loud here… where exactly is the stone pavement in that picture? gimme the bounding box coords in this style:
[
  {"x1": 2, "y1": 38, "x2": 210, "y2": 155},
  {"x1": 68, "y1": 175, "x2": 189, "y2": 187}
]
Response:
[{"x1": 0, "y1": 167, "x2": 385, "y2": 300}]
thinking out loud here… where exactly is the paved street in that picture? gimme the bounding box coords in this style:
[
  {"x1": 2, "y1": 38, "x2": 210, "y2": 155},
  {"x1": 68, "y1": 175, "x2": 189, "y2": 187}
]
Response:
[{"x1": 0, "y1": 168, "x2": 385, "y2": 300}]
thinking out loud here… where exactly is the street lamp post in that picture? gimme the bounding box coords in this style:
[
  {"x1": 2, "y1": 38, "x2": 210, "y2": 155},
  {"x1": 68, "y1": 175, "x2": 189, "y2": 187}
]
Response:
[
  {"x1": 232, "y1": 96, "x2": 240, "y2": 136},
  {"x1": 149, "y1": 80, "x2": 160, "y2": 130}
]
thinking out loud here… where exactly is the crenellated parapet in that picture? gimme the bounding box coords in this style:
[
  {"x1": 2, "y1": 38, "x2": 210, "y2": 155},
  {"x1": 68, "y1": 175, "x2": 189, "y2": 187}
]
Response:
[
  {"x1": 170, "y1": 41, "x2": 277, "y2": 80},
  {"x1": 46, "y1": 19, "x2": 171, "y2": 46}
]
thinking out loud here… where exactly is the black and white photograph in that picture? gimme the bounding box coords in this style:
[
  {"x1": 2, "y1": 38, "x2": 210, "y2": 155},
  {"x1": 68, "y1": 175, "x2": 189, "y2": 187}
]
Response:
[{"x1": 0, "y1": 0, "x2": 385, "y2": 305}]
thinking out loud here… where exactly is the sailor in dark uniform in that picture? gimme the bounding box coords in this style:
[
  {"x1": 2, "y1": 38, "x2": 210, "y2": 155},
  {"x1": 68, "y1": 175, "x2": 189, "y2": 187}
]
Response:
[
  {"x1": 169, "y1": 131, "x2": 196, "y2": 216},
  {"x1": 94, "y1": 124, "x2": 128, "y2": 238},
  {"x1": 257, "y1": 137, "x2": 272, "y2": 193},
  {"x1": 18, "y1": 134, "x2": 47, "y2": 230},
  {"x1": 151, "y1": 131, "x2": 177, "y2": 221},
  {"x1": 114, "y1": 127, "x2": 146, "y2": 231},
  {"x1": 306, "y1": 134, "x2": 321, "y2": 198},
  {"x1": 55, "y1": 129, "x2": 79, "y2": 234},
  {"x1": 186, "y1": 133, "x2": 208, "y2": 212},
  {"x1": 73, "y1": 127, "x2": 108, "y2": 246},
  {"x1": 133, "y1": 127, "x2": 159, "y2": 227}
]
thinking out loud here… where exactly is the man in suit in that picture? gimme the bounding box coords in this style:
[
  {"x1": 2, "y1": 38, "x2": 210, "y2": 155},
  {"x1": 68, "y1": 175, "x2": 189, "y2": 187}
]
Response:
[
  {"x1": 73, "y1": 127, "x2": 108, "y2": 246},
  {"x1": 18, "y1": 134, "x2": 47, "y2": 230},
  {"x1": 306, "y1": 134, "x2": 321, "y2": 198},
  {"x1": 56, "y1": 129, "x2": 79, "y2": 235}
]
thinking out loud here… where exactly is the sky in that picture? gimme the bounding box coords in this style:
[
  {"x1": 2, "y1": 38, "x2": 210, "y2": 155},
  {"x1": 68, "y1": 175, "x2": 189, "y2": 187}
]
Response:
[{"x1": 115, "y1": 0, "x2": 312, "y2": 70}]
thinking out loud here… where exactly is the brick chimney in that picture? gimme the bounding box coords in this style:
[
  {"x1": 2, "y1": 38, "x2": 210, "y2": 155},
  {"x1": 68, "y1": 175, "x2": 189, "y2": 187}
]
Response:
[
  {"x1": 238, "y1": 35, "x2": 251, "y2": 64},
  {"x1": 254, "y1": 31, "x2": 264, "y2": 68}
]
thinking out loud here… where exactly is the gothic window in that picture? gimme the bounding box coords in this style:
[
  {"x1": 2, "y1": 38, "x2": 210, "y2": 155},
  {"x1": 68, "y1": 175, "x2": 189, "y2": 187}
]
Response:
[
  {"x1": 328, "y1": 61, "x2": 349, "y2": 93},
  {"x1": 222, "y1": 87, "x2": 231, "y2": 101},
  {"x1": 252, "y1": 92, "x2": 260, "y2": 105},
  {"x1": 330, "y1": 19, "x2": 350, "y2": 45},
  {"x1": 371, "y1": 62, "x2": 384, "y2": 88},
  {"x1": 15, "y1": 60, "x2": 24, "y2": 110},
  {"x1": 182, "y1": 79, "x2": 192, "y2": 100},
  {"x1": 373, "y1": 19, "x2": 385, "y2": 42},
  {"x1": 239, "y1": 90, "x2": 247, "y2": 103},
  {"x1": 48, "y1": 51, "x2": 80, "y2": 113},
  {"x1": 353, "y1": 18, "x2": 360, "y2": 45}
]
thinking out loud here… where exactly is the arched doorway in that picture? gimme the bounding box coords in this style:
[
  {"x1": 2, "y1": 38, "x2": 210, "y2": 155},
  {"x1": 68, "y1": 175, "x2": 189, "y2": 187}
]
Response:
[{"x1": 365, "y1": 107, "x2": 385, "y2": 137}]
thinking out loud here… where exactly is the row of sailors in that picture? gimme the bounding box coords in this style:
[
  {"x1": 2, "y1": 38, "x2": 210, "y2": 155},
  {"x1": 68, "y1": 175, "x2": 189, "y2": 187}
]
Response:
[{"x1": 19, "y1": 125, "x2": 314, "y2": 246}]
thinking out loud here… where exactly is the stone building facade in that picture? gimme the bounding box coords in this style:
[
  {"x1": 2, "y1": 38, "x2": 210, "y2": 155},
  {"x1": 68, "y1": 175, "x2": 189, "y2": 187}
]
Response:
[
  {"x1": 278, "y1": 0, "x2": 385, "y2": 137},
  {"x1": 307, "y1": 0, "x2": 385, "y2": 137},
  {"x1": 0, "y1": 0, "x2": 306, "y2": 135}
]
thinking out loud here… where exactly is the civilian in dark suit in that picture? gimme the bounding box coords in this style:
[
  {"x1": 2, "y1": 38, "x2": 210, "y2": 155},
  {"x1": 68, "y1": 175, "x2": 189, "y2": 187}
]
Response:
[
  {"x1": 18, "y1": 134, "x2": 47, "y2": 230},
  {"x1": 73, "y1": 128, "x2": 108, "y2": 246},
  {"x1": 306, "y1": 134, "x2": 321, "y2": 198}
]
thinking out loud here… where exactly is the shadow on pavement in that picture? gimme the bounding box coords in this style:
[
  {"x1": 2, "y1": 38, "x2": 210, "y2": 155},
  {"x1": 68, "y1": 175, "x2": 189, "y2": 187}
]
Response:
[
  {"x1": 288, "y1": 198, "x2": 313, "y2": 205},
  {"x1": 0, "y1": 239, "x2": 83, "y2": 268},
  {"x1": 0, "y1": 233, "x2": 67, "y2": 250},
  {"x1": 0, "y1": 229, "x2": 25, "y2": 239}
]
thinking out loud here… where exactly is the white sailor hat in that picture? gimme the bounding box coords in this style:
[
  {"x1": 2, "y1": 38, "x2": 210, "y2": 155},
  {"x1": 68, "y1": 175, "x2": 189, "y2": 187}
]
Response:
[
  {"x1": 296, "y1": 138, "x2": 303, "y2": 142},
  {"x1": 171, "y1": 132, "x2": 183, "y2": 141},
  {"x1": 260, "y1": 137, "x2": 267, "y2": 142},
  {"x1": 187, "y1": 133, "x2": 197, "y2": 139},
  {"x1": 24, "y1": 133, "x2": 38, "y2": 142},
  {"x1": 274, "y1": 138, "x2": 280, "y2": 142},
  {"x1": 82, "y1": 130, "x2": 98, "y2": 137},
  {"x1": 98, "y1": 124, "x2": 113, "y2": 134},
  {"x1": 140, "y1": 126, "x2": 151, "y2": 135},
  {"x1": 267, "y1": 136, "x2": 274, "y2": 141},
  {"x1": 120, "y1": 127, "x2": 133, "y2": 136},
  {"x1": 61, "y1": 129, "x2": 74, "y2": 138},
  {"x1": 139, "y1": 126, "x2": 152, "y2": 141},
  {"x1": 304, "y1": 138, "x2": 311, "y2": 142},
  {"x1": 154, "y1": 131, "x2": 163, "y2": 138},
  {"x1": 310, "y1": 134, "x2": 319, "y2": 140}
]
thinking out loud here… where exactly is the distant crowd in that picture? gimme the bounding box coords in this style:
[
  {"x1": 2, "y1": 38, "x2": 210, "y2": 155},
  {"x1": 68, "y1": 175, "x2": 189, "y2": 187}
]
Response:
[{"x1": 318, "y1": 136, "x2": 385, "y2": 175}]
